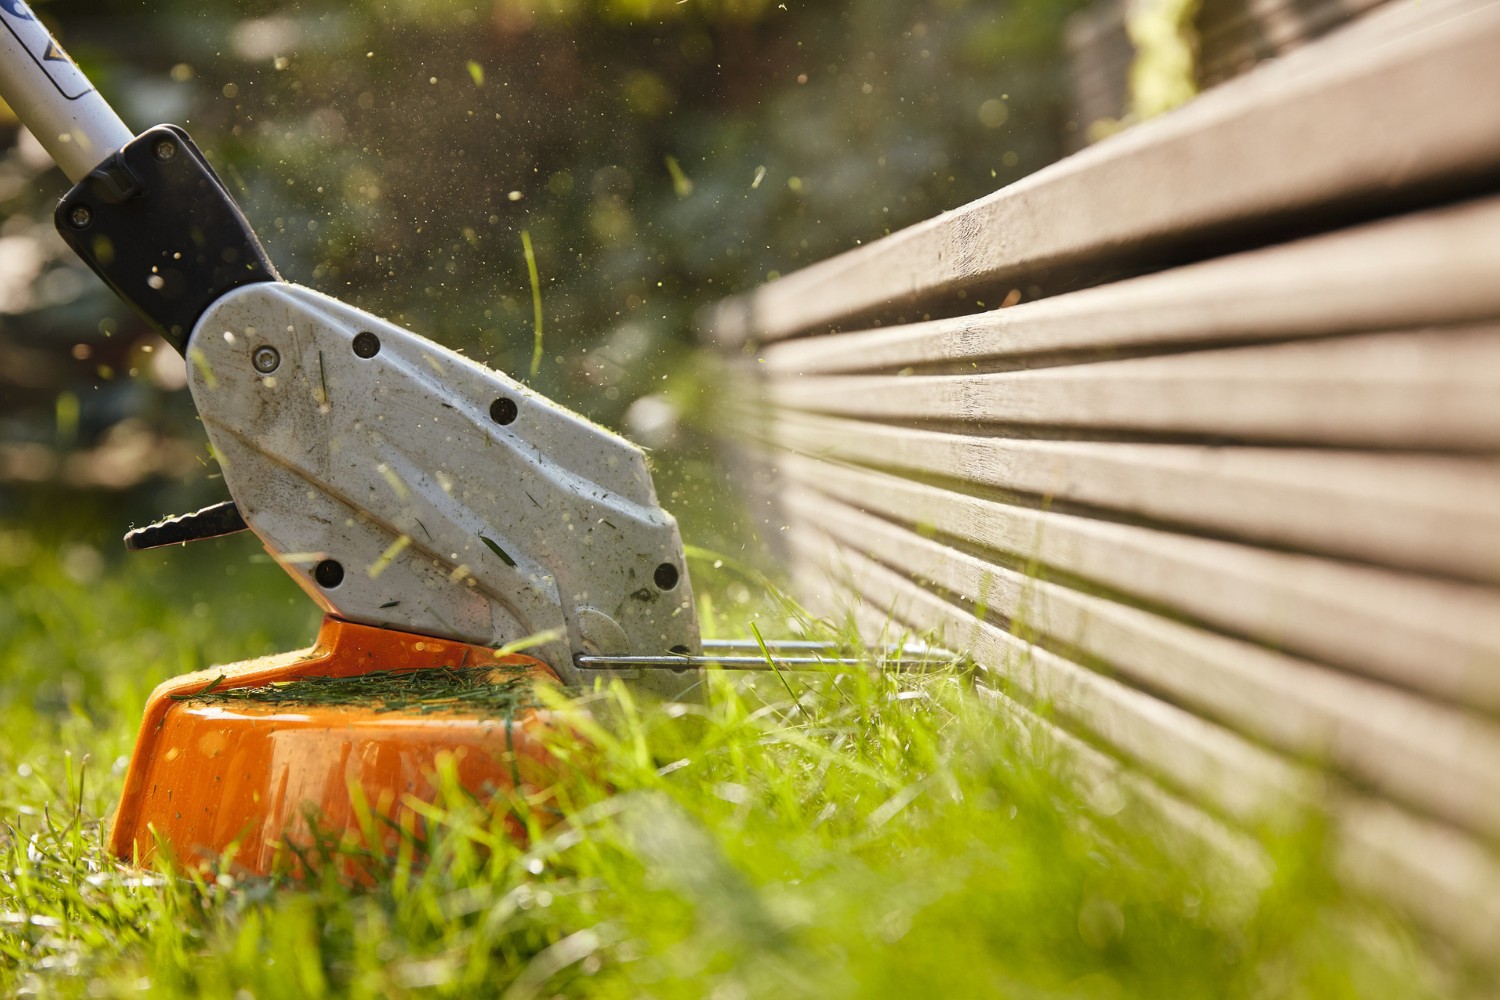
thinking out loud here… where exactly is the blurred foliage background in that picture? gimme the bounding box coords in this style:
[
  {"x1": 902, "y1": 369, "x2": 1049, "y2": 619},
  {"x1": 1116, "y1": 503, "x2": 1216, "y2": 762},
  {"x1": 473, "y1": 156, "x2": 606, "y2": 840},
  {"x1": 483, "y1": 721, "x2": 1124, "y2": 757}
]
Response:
[{"x1": 0, "y1": 0, "x2": 1085, "y2": 558}]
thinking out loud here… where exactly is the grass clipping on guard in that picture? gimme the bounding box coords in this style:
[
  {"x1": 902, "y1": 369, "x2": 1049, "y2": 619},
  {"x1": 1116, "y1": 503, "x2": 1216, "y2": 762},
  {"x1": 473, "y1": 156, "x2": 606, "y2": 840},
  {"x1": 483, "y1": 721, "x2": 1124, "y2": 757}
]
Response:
[{"x1": 188, "y1": 666, "x2": 539, "y2": 716}]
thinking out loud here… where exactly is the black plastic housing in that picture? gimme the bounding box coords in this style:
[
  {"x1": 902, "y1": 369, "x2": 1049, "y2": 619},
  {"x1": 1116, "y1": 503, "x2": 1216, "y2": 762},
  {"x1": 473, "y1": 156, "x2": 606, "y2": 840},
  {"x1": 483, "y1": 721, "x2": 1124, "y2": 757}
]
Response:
[{"x1": 54, "y1": 124, "x2": 278, "y2": 353}]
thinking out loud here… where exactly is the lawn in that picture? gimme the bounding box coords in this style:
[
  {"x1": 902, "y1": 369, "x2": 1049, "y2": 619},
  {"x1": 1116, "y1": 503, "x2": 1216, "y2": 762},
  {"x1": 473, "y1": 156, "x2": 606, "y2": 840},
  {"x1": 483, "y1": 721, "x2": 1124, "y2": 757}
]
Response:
[{"x1": 0, "y1": 491, "x2": 1462, "y2": 998}]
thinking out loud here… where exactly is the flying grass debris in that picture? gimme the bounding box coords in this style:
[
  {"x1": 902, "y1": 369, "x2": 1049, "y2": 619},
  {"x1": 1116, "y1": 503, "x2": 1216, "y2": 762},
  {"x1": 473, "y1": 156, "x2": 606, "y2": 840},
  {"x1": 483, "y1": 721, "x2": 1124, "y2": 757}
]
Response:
[
  {"x1": 522, "y1": 229, "x2": 543, "y2": 379},
  {"x1": 188, "y1": 666, "x2": 538, "y2": 715}
]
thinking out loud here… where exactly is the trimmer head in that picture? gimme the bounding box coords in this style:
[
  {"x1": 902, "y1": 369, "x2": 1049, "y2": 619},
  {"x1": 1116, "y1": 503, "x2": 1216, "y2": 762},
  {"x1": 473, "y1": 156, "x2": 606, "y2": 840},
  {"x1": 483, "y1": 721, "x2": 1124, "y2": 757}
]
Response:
[
  {"x1": 111, "y1": 618, "x2": 565, "y2": 876},
  {"x1": 0, "y1": 0, "x2": 957, "y2": 879}
]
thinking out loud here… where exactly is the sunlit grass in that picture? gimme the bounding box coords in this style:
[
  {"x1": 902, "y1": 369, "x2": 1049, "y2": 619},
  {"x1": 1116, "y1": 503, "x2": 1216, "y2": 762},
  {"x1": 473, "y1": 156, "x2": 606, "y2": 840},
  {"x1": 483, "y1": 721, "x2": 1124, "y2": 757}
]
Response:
[{"x1": 0, "y1": 511, "x2": 1469, "y2": 998}]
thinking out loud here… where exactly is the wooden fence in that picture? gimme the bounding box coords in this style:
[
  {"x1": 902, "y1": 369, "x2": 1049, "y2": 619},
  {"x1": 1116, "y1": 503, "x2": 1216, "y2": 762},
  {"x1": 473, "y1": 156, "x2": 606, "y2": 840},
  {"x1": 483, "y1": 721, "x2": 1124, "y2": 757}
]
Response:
[{"x1": 706, "y1": 0, "x2": 1500, "y2": 960}]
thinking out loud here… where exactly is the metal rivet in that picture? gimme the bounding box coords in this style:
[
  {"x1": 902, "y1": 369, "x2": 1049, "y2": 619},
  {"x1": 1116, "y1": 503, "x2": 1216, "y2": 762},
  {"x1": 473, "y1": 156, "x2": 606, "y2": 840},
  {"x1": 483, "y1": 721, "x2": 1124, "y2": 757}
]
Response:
[
  {"x1": 251, "y1": 346, "x2": 280, "y2": 373},
  {"x1": 67, "y1": 204, "x2": 92, "y2": 230},
  {"x1": 352, "y1": 331, "x2": 380, "y2": 358},
  {"x1": 654, "y1": 562, "x2": 680, "y2": 590},
  {"x1": 153, "y1": 138, "x2": 177, "y2": 161},
  {"x1": 314, "y1": 559, "x2": 344, "y2": 588},
  {"x1": 490, "y1": 397, "x2": 518, "y2": 425}
]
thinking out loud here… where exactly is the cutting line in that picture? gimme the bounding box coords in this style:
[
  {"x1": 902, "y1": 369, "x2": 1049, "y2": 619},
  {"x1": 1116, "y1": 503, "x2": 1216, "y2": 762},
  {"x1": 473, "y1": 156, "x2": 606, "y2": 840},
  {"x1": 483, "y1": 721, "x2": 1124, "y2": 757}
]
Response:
[{"x1": 576, "y1": 651, "x2": 959, "y2": 672}]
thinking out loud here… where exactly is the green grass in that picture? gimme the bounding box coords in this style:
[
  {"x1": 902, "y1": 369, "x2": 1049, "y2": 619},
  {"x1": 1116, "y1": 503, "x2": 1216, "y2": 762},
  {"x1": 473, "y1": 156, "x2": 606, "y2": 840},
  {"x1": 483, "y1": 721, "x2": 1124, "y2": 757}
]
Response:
[{"x1": 0, "y1": 509, "x2": 1472, "y2": 998}]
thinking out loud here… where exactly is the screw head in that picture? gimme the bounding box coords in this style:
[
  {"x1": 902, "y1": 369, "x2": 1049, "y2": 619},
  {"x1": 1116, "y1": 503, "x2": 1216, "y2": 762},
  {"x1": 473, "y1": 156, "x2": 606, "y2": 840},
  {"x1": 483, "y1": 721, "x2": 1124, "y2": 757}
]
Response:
[
  {"x1": 490, "y1": 397, "x2": 518, "y2": 425},
  {"x1": 251, "y1": 345, "x2": 280, "y2": 374},
  {"x1": 67, "y1": 204, "x2": 92, "y2": 229},
  {"x1": 314, "y1": 559, "x2": 345, "y2": 588},
  {"x1": 352, "y1": 331, "x2": 381, "y2": 358},
  {"x1": 153, "y1": 138, "x2": 177, "y2": 161}
]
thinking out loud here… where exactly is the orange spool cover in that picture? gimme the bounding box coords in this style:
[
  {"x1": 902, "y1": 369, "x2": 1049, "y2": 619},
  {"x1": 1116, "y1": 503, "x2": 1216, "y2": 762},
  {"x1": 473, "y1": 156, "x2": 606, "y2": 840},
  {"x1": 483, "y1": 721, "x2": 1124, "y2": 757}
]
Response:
[{"x1": 110, "y1": 616, "x2": 565, "y2": 876}]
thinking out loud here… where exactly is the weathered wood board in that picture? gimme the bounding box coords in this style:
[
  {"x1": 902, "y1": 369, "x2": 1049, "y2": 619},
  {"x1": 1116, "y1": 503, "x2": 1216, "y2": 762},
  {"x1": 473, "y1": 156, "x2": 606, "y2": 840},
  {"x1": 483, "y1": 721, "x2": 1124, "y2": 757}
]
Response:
[{"x1": 707, "y1": 0, "x2": 1500, "y2": 962}]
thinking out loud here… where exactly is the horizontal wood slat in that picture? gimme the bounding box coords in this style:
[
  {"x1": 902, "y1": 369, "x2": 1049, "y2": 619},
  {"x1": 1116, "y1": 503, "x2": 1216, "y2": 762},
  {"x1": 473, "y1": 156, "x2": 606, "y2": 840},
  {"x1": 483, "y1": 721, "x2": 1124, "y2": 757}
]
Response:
[
  {"x1": 758, "y1": 196, "x2": 1500, "y2": 376},
  {"x1": 768, "y1": 326, "x2": 1500, "y2": 450},
  {"x1": 770, "y1": 413, "x2": 1500, "y2": 584},
  {"x1": 776, "y1": 453, "x2": 1500, "y2": 710},
  {"x1": 714, "y1": 0, "x2": 1500, "y2": 342}
]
